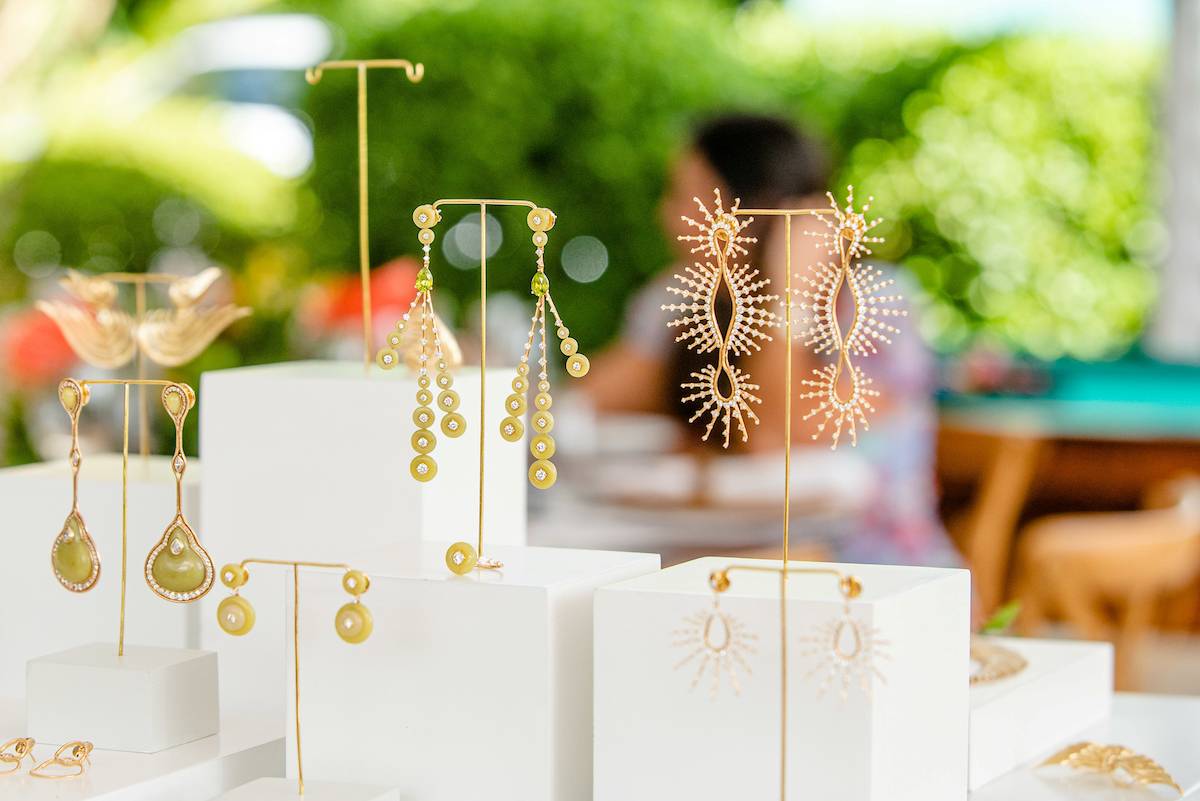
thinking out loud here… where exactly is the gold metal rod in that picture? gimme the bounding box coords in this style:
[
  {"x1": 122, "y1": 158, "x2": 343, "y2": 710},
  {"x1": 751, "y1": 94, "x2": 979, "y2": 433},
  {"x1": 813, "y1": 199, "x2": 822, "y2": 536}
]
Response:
[
  {"x1": 431, "y1": 199, "x2": 538, "y2": 209},
  {"x1": 305, "y1": 59, "x2": 424, "y2": 83},
  {"x1": 720, "y1": 563, "x2": 850, "y2": 582},
  {"x1": 734, "y1": 209, "x2": 834, "y2": 217},
  {"x1": 79, "y1": 379, "x2": 179, "y2": 387},
  {"x1": 779, "y1": 569, "x2": 787, "y2": 801},
  {"x1": 239, "y1": 558, "x2": 351, "y2": 571},
  {"x1": 293, "y1": 562, "x2": 304, "y2": 796},
  {"x1": 478, "y1": 204, "x2": 487, "y2": 558},
  {"x1": 119, "y1": 384, "x2": 129, "y2": 658},
  {"x1": 357, "y1": 63, "x2": 372, "y2": 372},
  {"x1": 134, "y1": 281, "x2": 149, "y2": 458}
]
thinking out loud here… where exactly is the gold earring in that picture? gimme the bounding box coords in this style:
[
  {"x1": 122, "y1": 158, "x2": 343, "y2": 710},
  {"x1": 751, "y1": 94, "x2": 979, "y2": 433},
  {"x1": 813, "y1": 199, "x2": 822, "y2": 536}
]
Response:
[
  {"x1": 499, "y1": 207, "x2": 589, "y2": 490},
  {"x1": 376, "y1": 205, "x2": 466, "y2": 482},
  {"x1": 52, "y1": 379, "x2": 100, "y2": 593},
  {"x1": 0, "y1": 738, "x2": 35, "y2": 775},
  {"x1": 30, "y1": 741, "x2": 92, "y2": 779},
  {"x1": 216, "y1": 563, "x2": 255, "y2": 636},
  {"x1": 672, "y1": 569, "x2": 758, "y2": 698},
  {"x1": 334, "y1": 569, "x2": 373, "y2": 644},
  {"x1": 798, "y1": 575, "x2": 888, "y2": 700},
  {"x1": 144, "y1": 383, "x2": 213, "y2": 602},
  {"x1": 664, "y1": 190, "x2": 779, "y2": 446},
  {"x1": 797, "y1": 186, "x2": 905, "y2": 448}
]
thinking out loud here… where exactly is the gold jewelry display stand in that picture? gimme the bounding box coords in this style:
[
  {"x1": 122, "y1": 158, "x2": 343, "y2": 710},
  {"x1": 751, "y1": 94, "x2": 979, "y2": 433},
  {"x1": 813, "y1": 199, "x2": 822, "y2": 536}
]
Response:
[
  {"x1": 71, "y1": 378, "x2": 195, "y2": 657},
  {"x1": 305, "y1": 59, "x2": 426, "y2": 369}
]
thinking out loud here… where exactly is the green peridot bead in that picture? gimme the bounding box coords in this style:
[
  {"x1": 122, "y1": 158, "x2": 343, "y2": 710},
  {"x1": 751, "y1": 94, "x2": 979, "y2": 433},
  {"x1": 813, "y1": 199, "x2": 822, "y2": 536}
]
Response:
[
  {"x1": 531, "y1": 273, "x2": 549, "y2": 297},
  {"x1": 415, "y1": 266, "x2": 434, "y2": 293}
]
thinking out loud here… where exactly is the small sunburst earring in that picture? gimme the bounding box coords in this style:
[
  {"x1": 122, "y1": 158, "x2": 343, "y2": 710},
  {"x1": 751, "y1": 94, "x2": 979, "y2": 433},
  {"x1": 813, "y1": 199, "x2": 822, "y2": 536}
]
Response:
[
  {"x1": 216, "y1": 563, "x2": 255, "y2": 636},
  {"x1": 672, "y1": 569, "x2": 758, "y2": 698},
  {"x1": 144, "y1": 383, "x2": 214, "y2": 602},
  {"x1": 376, "y1": 204, "x2": 466, "y2": 482},
  {"x1": 334, "y1": 569, "x2": 373, "y2": 644},
  {"x1": 0, "y1": 738, "x2": 36, "y2": 775},
  {"x1": 30, "y1": 741, "x2": 92, "y2": 779},
  {"x1": 664, "y1": 190, "x2": 779, "y2": 446},
  {"x1": 796, "y1": 186, "x2": 905, "y2": 448},
  {"x1": 499, "y1": 207, "x2": 590, "y2": 490},
  {"x1": 798, "y1": 574, "x2": 888, "y2": 700},
  {"x1": 52, "y1": 378, "x2": 100, "y2": 593}
]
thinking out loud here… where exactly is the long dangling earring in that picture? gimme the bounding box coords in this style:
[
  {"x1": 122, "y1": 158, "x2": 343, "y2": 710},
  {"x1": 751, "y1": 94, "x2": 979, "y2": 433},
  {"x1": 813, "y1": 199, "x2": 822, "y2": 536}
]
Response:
[
  {"x1": 672, "y1": 569, "x2": 758, "y2": 698},
  {"x1": 663, "y1": 190, "x2": 779, "y2": 446},
  {"x1": 52, "y1": 379, "x2": 100, "y2": 593},
  {"x1": 376, "y1": 204, "x2": 466, "y2": 482},
  {"x1": 499, "y1": 207, "x2": 590, "y2": 490},
  {"x1": 798, "y1": 574, "x2": 888, "y2": 700},
  {"x1": 144, "y1": 383, "x2": 214, "y2": 602},
  {"x1": 797, "y1": 186, "x2": 905, "y2": 448}
]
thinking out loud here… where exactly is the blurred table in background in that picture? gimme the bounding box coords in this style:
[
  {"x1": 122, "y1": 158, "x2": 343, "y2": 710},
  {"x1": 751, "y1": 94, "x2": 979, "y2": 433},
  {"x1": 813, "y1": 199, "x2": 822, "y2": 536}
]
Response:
[{"x1": 939, "y1": 358, "x2": 1200, "y2": 615}]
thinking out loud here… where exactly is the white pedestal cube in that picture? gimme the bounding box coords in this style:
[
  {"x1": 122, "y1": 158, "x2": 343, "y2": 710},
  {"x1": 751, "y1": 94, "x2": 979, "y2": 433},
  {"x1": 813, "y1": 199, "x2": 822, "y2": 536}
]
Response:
[
  {"x1": 199, "y1": 360, "x2": 528, "y2": 723},
  {"x1": 595, "y1": 557, "x2": 971, "y2": 801},
  {"x1": 969, "y1": 636, "x2": 1113, "y2": 790},
  {"x1": 0, "y1": 696, "x2": 281, "y2": 801},
  {"x1": 27, "y1": 643, "x2": 219, "y2": 753},
  {"x1": 278, "y1": 542, "x2": 658, "y2": 801},
  {"x1": 0, "y1": 456, "x2": 202, "y2": 696},
  {"x1": 217, "y1": 778, "x2": 399, "y2": 801}
]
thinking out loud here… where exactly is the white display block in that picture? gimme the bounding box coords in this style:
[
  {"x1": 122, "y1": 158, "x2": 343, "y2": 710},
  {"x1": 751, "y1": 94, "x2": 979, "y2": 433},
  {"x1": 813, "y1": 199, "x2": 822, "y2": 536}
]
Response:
[
  {"x1": 27, "y1": 643, "x2": 218, "y2": 753},
  {"x1": 279, "y1": 542, "x2": 659, "y2": 801},
  {"x1": 972, "y1": 693, "x2": 1200, "y2": 799},
  {"x1": 217, "y1": 778, "x2": 399, "y2": 801},
  {"x1": 199, "y1": 361, "x2": 528, "y2": 720},
  {"x1": 0, "y1": 696, "x2": 282, "y2": 801},
  {"x1": 595, "y1": 557, "x2": 971, "y2": 801},
  {"x1": 0, "y1": 456, "x2": 203, "y2": 696},
  {"x1": 970, "y1": 636, "x2": 1113, "y2": 790}
]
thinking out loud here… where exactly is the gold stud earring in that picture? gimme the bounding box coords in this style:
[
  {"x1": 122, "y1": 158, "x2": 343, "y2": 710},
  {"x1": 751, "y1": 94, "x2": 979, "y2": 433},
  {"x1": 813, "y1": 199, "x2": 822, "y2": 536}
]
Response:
[
  {"x1": 30, "y1": 741, "x2": 92, "y2": 779},
  {"x1": 52, "y1": 378, "x2": 100, "y2": 593},
  {"x1": 797, "y1": 186, "x2": 905, "y2": 448},
  {"x1": 798, "y1": 574, "x2": 888, "y2": 700},
  {"x1": 334, "y1": 569, "x2": 373, "y2": 644},
  {"x1": 499, "y1": 207, "x2": 589, "y2": 490},
  {"x1": 216, "y1": 563, "x2": 255, "y2": 636},
  {"x1": 144, "y1": 383, "x2": 214, "y2": 602},
  {"x1": 664, "y1": 190, "x2": 779, "y2": 446},
  {"x1": 377, "y1": 205, "x2": 466, "y2": 482},
  {"x1": 0, "y1": 738, "x2": 35, "y2": 775},
  {"x1": 672, "y1": 569, "x2": 758, "y2": 698}
]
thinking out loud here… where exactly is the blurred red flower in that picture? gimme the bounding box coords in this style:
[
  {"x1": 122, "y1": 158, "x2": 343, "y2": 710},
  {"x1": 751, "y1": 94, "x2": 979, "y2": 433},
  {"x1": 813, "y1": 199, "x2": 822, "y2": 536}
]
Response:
[
  {"x1": 1, "y1": 308, "x2": 78, "y2": 390},
  {"x1": 299, "y1": 258, "x2": 419, "y2": 338}
]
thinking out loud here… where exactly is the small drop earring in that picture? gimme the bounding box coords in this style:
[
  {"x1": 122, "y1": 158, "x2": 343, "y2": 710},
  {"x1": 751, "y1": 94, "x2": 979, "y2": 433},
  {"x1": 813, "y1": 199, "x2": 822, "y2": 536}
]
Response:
[
  {"x1": 216, "y1": 563, "x2": 255, "y2": 636},
  {"x1": 52, "y1": 378, "x2": 100, "y2": 593},
  {"x1": 334, "y1": 569, "x2": 373, "y2": 644},
  {"x1": 30, "y1": 741, "x2": 93, "y2": 779}
]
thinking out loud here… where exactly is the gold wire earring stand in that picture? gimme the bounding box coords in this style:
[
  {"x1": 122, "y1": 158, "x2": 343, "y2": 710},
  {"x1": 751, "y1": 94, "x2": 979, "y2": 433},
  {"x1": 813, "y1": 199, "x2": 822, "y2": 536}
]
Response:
[
  {"x1": 304, "y1": 59, "x2": 425, "y2": 370},
  {"x1": 68, "y1": 378, "x2": 195, "y2": 657}
]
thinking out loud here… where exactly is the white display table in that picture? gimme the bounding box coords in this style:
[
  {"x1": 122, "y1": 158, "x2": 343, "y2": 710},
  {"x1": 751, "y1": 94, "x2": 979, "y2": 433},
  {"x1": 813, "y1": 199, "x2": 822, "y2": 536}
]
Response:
[
  {"x1": 0, "y1": 696, "x2": 281, "y2": 800},
  {"x1": 0, "y1": 456, "x2": 203, "y2": 696}
]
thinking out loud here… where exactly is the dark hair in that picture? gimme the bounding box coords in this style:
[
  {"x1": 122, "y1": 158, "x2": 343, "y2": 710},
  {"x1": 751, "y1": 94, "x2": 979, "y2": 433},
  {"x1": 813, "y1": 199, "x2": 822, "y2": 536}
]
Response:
[{"x1": 692, "y1": 114, "x2": 829, "y2": 207}]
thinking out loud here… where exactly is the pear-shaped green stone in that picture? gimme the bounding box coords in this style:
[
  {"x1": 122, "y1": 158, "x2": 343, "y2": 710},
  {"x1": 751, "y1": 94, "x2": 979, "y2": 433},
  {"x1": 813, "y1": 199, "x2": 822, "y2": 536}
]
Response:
[
  {"x1": 60, "y1": 385, "x2": 79, "y2": 414},
  {"x1": 415, "y1": 266, "x2": 434, "y2": 293},
  {"x1": 531, "y1": 273, "x2": 549, "y2": 297},
  {"x1": 164, "y1": 389, "x2": 184, "y2": 416},
  {"x1": 152, "y1": 526, "x2": 206, "y2": 593},
  {"x1": 54, "y1": 515, "x2": 94, "y2": 584}
]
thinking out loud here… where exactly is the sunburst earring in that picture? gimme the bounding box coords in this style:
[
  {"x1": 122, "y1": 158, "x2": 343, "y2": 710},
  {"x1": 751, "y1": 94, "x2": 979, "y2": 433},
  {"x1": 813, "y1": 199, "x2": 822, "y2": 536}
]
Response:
[
  {"x1": 144, "y1": 383, "x2": 214, "y2": 602},
  {"x1": 664, "y1": 190, "x2": 779, "y2": 446},
  {"x1": 334, "y1": 569, "x2": 373, "y2": 644},
  {"x1": 796, "y1": 186, "x2": 905, "y2": 448},
  {"x1": 798, "y1": 575, "x2": 888, "y2": 700},
  {"x1": 52, "y1": 378, "x2": 100, "y2": 593},
  {"x1": 499, "y1": 207, "x2": 590, "y2": 490},
  {"x1": 672, "y1": 569, "x2": 758, "y2": 698},
  {"x1": 376, "y1": 204, "x2": 466, "y2": 482}
]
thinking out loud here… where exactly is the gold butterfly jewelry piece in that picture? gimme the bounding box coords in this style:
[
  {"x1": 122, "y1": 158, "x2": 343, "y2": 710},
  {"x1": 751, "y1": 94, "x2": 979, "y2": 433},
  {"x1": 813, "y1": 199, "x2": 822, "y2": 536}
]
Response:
[
  {"x1": 37, "y1": 268, "x2": 249, "y2": 369},
  {"x1": 143, "y1": 383, "x2": 214, "y2": 602},
  {"x1": 51, "y1": 379, "x2": 101, "y2": 593},
  {"x1": 498, "y1": 207, "x2": 590, "y2": 490},
  {"x1": 672, "y1": 569, "x2": 758, "y2": 698},
  {"x1": 216, "y1": 563, "x2": 374, "y2": 644},
  {"x1": 796, "y1": 187, "x2": 906, "y2": 448},
  {"x1": 0, "y1": 738, "x2": 36, "y2": 775},
  {"x1": 1039, "y1": 742, "x2": 1181, "y2": 795},
  {"x1": 797, "y1": 574, "x2": 889, "y2": 700},
  {"x1": 30, "y1": 741, "x2": 93, "y2": 780},
  {"x1": 664, "y1": 190, "x2": 779, "y2": 446},
  {"x1": 375, "y1": 205, "x2": 467, "y2": 483}
]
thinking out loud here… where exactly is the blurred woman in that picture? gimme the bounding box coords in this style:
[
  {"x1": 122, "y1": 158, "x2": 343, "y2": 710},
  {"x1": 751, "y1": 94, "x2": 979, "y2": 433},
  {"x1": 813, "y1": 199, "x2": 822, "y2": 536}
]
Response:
[{"x1": 586, "y1": 113, "x2": 958, "y2": 567}]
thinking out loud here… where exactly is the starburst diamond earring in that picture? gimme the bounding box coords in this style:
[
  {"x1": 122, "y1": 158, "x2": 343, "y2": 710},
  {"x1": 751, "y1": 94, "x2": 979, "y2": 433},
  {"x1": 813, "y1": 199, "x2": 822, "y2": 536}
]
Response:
[
  {"x1": 672, "y1": 569, "x2": 758, "y2": 698},
  {"x1": 796, "y1": 186, "x2": 906, "y2": 448},
  {"x1": 798, "y1": 575, "x2": 888, "y2": 700},
  {"x1": 376, "y1": 204, "x2": 467, "y2": 482},
  {"x1": 664, "y1": 190, "x2": 779, "y2": 446}
]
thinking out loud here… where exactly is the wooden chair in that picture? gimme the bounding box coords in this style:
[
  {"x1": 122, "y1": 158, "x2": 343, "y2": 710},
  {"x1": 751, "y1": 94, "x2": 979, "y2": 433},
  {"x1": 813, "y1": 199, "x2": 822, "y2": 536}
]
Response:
[{"x1": 1013, "y1": 476, "x2": 1200, "y2": 688}]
